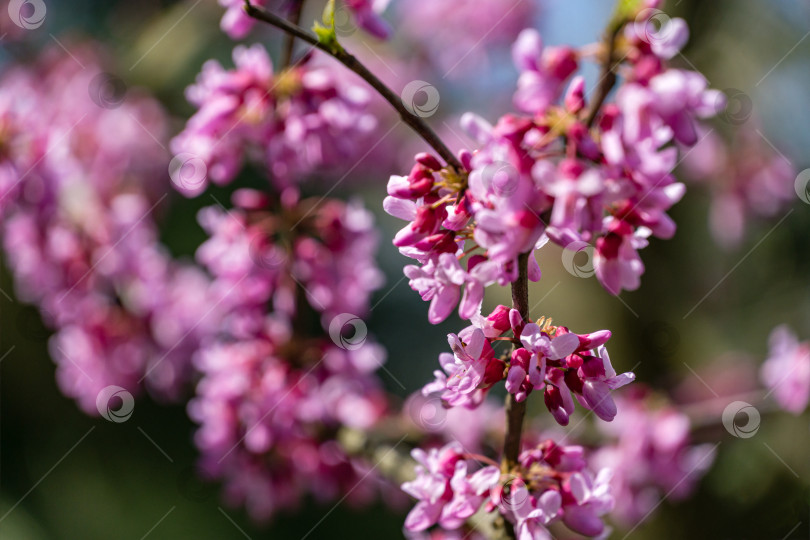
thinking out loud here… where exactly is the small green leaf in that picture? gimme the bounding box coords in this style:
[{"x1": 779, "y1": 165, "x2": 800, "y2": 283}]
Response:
[
  {"x1": 322, "y1": 0, "x2": 336, "y2": 28},
  {"x1": 610, "y1": 0, "x2": 645, "y2": 27},
  {"x1": 311, "y1": 0, "x2": 342, "y2": 51}
]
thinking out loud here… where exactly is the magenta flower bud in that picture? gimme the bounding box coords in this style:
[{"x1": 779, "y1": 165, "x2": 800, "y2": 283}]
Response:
[
  {"x1": 544, "y1": 385, "x2": 571, "y2": 426},
  {"x1": 567, "y1": 122, "x2": 601, "y2": 161},
  {"x1": 543, "y1": 441, "x2": 585, "y2": 472},
  {"x1": 565, "y1": 353, "x2": 584, "y2": 369},
  {"x1": 509, "y1": 308, "x2": 525, "y2": 336},
  {"x1": 483, "y1": 357, "x2": 506, "y2": 386},
  {"x1": 516, "y1": 208, "x2": 541, "y2": 229},
  {"x1": 564, "y1": 75, "x2": 586, "y2": 113},
  {"x1": 412, "y1": 205, "x2": 439, "y2": 234},
  {"x1": 467, "y1": 254, "x2": 488, "y2": 271},
  {"x1": 564, "y1": 369, "x2": 584, "y2": 394},
  {"x1": 437, "y1": 445, "x2": 463, "y2": 476},
  {"x1": 232, "y1": 188, "x2": 269, "y2": 210},
  {"x1": 415, "y1": 152, "x2": 443, "y2": 171},
  {"x1": 558, "y1": 158, "x2": 585, "y2": 179},
  {"x1": 543, "y1": 46, "x2": 578, "y2": 82},
  {"x1": 485, "y1": 305, "x2": 512, "y2": 335},
  {"x1": 511, "y1": 347, "x2": 532, "y2": 370},
  {"x1": 458, "y1": 149, "x2": 473, "y2": 171},
  {"x1": 578, "y1": 329, "x2": 611, "y2": 350},
  {"x1": 413, "y1": 231, "x2": 457, "y2": 253},
  {"x1": 578, "y1": 355, "x2": 607, "y2": 379}
]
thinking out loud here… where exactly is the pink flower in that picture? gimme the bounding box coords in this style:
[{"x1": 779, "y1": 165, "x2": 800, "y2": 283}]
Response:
[
  {"x1": 682, "y1": 125, "x2": 796, "y2": 249},
  {"x1": 646, "y1": 70, "x2": 725, "y2": 146},
  {"x1": 423, "y1": 328, "x2": 503, "y2": 408},
  {"x1": 512, "y1": 28, "x2": 578, "y2": 115},
  {"x1": 574, "y1": 346, "x2": 635, "y2": 422},
  {"x1": 219, "y1": 0, "x2": 266, "y2": 39},
  {"x1": 344, "y1": 0, "x2": 392, "y2": 39},
  {"x1": 761, "y1": 325, "x2": 810, "y2": 414},
  {"x1": 402, "y1": 442, "x2": 500, "y2": 531},
  {"x1": 172, "y1": 45, "x2": 377, "y2": 193},
  {"x1": 593, "y1": 219, "x2": 650, "y2": 296},
  {"x1": 505, "y1": 321, "x2": 581, "y2": 402},
  {"x1": 396, "y1": 0, "x2": 536, "y2": 77},
  {"x1": 561, "y1": 469, "x2": 614, "y2": 536},
  {"x1": 591, "y1": 389, "x2": 716, "y2": 524}
]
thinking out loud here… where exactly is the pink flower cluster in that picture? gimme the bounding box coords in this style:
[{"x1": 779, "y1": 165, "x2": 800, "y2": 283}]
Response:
[
  {"x1": 682, "y1": 125, "x2": 796, "y2": 248},
  {"x1": 402, "y1": 440, "x2": 614, "y2": 538},
  {"x1": 386, "y1": 8, "x2": 725, "y2": 307},
  {"x1": 395, "y1": 0, "x2": 538, "y2": 77},
  {"x1": 171, "y1": 44, "x2": 377, "y2": 195},
  {"x1": 423, "y1": 305, "x2": 634, "y2": 424},
  {"x1": 402, "y1": 442, "x2": 501, "y2": 531},
  {"x1": 0, "y1": 46, "x2": 215, "y2": 412},
  {"x1": 189, "y1": 190, "x2": 389, "y2": 520},
  {"x1": 591, "y1": 388, "x2": 716, "y2": 525},
  {"x1": 219, "y1": 0, "x2": 391, "y2": 40},
  {"x1": 760, "y1": 325, "x2": 810, "y2": 414}
]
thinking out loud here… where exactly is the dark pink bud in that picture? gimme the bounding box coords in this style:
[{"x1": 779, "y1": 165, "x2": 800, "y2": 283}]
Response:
[
  {"x1": 544, "y1": 46, "x2": 578, "y2": 81},
  {"x1": 415, "y1": 152, "x2": 443, "y2": 171},
  {"x1": 578, "y1": 355, "x2": 607, "y2": 379},
  {"x1": 486, "y1": 305, "x2": 512, "y2": 335},
  {"x1": 414, "y1": 231, "x2": 457, "y2": 253},
  {"x1": 595, "y1": 231, "x2": 623, "y2": 259},
  {"x1": 564, "y1": 369, "x2": 584, "y2": 394},
  {"x1": 558, "y1": 158, "x2": 585, "y2": 179},
  {"x1": 509, "y1": 308, "x2": 525, "y2": 336},
  {"x1": 578, "y1": 330, "x2": 611, "y2": 349},
  {"x1": 437, "y1": 445, "x2": 463, "y2": 476},
  {"x1": 412, "y1": 206, "x2": 439, "y2": 234},
  {"x1": 511, "y1": 347, "x2": 532, "y2": 371},
  {"x1": 516, "y1": 209, "x2": 540, "y2": 229},
  {"x1": 598, "y1": 104, "x2": 620, "y2": 131},
  {"x1": 564, "y1": 76, "x2": 586, "y2": 113},
  {"x1": 232, "y1": 188, "x2": 269, "y2": 210},
  {"x1": 566, "y1": 353, "x2": 584, "y2": 369},
  {"x1": 483, "y1": 357, "x2": 506, "y2": 385},
  {"x1": 545, "y1": 385, "x2": 571, "y2": 426},
  {"x1": 458, "y1": 149, "x2": 473, "y2": 171},
  {"x1": 467, "y1": 254, "x2": 488, "y2": 271}
]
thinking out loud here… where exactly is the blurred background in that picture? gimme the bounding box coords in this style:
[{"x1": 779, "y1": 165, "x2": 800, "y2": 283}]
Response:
[{"x1": 2, "y1": 0, "x2": 810, "y2": 538}]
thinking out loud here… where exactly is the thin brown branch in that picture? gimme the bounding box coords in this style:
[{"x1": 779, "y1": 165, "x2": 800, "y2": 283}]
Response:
[
  {"x1": 498, "y1": 251, "x2": 531, "y2": 539},
  {"x1": 501, "y1": 251, "x2": 530, "y2": 471},
  {"x1": 243, "y1": 1, "x2": 463, "y2": 172},
  {"x1": 583, "y1": 23, "x2": 623, "y2": 127}
]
